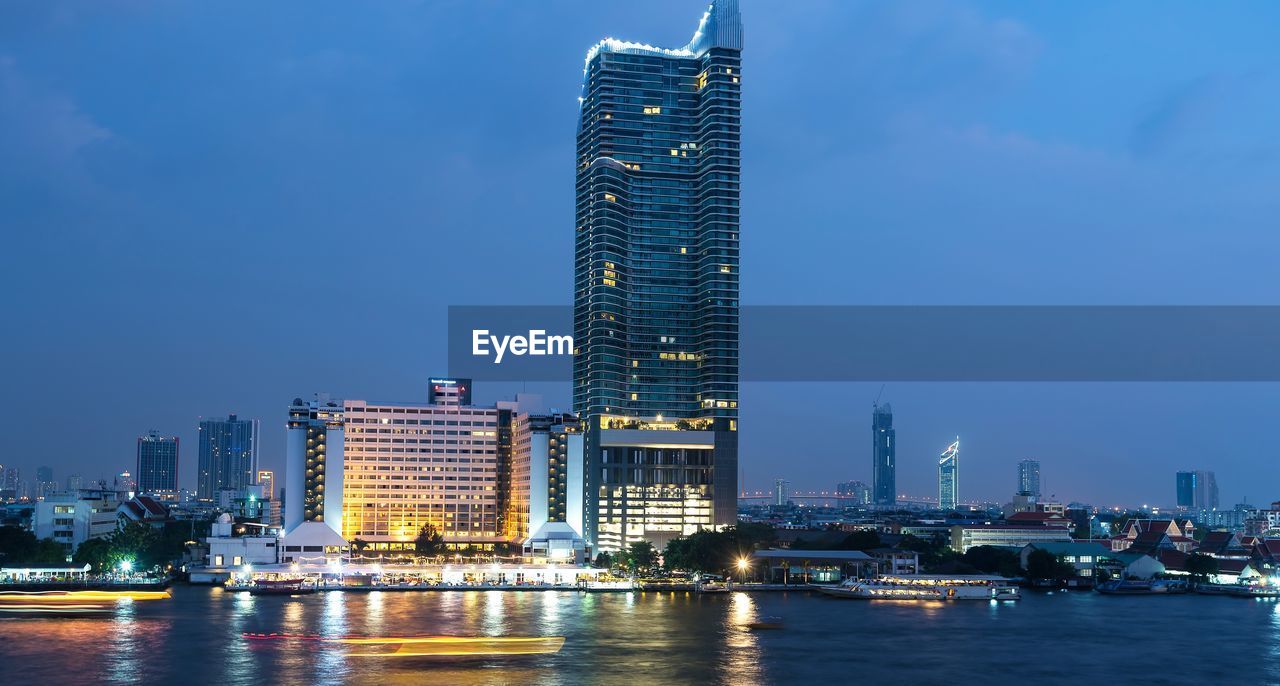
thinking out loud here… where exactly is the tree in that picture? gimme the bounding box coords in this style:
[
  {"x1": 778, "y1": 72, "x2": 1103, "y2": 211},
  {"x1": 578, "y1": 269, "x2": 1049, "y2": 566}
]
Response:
[
  {"x1": 1025, "y1": 548, "x2": 1077, "y2": 582},
  {"x1": 1185, "y1": 553, "x2": 1218, "y2": 581},
  {"x1": 963, "y1": 545, "x2": 1021, "y2": 577},
  {"x1": 0, "y1": 526, "x2": 68, "y2": 566},
  {"x1": 627, "y1": 542, "x2": 659, "y2": 576},
  {"x1": 413, "y1": 523, "x2": 445, "y2": 558},
  {"x1": 593, "y1": 551, "x2": 614, "y2": 570},
  {"x1": 73, "y1": 538, "x2": 113, "y2": 572},
  {"x1": 838, "y1": 530, "x2": 881, "y2": 552}
]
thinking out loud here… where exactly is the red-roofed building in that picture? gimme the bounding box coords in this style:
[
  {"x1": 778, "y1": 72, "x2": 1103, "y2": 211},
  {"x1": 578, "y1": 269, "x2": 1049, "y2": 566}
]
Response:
[
  {"x1": 1111, "y1": 519, "x2": 1197, "y2": 553},
  {"x1": 117, "y1": 494, "x2": 170, "y2": 528},
  {"x1": 1006, "y1": 511, "x2": 1073, "y2": 528}
]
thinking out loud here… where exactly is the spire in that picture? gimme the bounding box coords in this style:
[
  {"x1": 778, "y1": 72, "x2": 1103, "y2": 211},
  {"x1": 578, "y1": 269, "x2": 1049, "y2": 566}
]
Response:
[{"x1": 687, "y1": 0, "x2": 743, "y2": 56}]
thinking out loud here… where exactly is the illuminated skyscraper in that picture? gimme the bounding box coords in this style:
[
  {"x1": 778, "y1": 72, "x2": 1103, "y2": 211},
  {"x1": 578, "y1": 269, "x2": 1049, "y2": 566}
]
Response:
[
  {"x1": 1176, "y1": 470, "x2": 1219, "y2": 510},
  {"x1": 136, "y1": 431, "x2": 179, "y2": 497},
  {"x1": 285, "y1": 396, "x2": 345, "y2": 533},
  {"x1": 1017, "y1": 459, "x2": 1041, "y2": 498},
  {"x1": 197, "y1": 414, "x2": 259, "y2": 501},
  {"x1": 872, "y1": 404, "x2": 896, "y2": 506},
  {"x1": 574, "y1": 0, "x2": 742, "y2": 551},
  {"x1": 939, "y1": 438, "x2": 959, "y2": 511}
]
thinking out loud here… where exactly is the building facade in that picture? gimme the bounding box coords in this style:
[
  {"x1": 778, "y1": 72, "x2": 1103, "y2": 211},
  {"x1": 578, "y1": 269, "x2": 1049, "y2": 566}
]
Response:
[
  {"x1": 197, "y1": 414, "x2": 260, "y2": 501},
  {"x1": 1176, "y1": 470, "x2": 1219, "y2": 510},
  {"x1": 338, "y1": 383, "x2": 513, "y2": 552},
  {"x1": 284, "y1": 397, "x2": 345, "y2": 533},
  {"x1": 1017, "y1": 459, "x2": 1041, "y2": 497},
  {"x1": 574, "y1": 0, "x2": 742, "y2": 551},
  {"x1": 938, "y1": 438, "x2": 959, "y2": 511},
  {"x1": 136, "y1": 430, "x2": 179, "y2": 498},
  {"x1": 836, "y1": 480, "x2": 871, "y2": 505},
  {"x1": 872, "y1": 404, "x2": 896, "y2": 506}
]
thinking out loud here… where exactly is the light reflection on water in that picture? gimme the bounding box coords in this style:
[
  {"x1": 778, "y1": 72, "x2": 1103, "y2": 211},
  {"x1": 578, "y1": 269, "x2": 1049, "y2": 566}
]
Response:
[{"x1": 8, "y1": 588, "x2": 1280, "y2": 685}]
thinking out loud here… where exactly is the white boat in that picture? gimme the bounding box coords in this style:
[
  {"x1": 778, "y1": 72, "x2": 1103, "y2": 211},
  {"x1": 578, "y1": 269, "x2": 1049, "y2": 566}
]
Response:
[{"x1": 816, "y1": 575, "x2": 1020, "y2": 601}]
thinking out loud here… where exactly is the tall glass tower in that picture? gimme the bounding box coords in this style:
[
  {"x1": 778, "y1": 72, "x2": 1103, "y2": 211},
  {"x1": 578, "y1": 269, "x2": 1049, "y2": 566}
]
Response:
[
  {"x1": 574, "y1": 0, "x2": 742, "y2": 551},
  {"x1": 939, "y1": 438, "x2": 959, "y2": 511},
  {"x1": 197, "y1": 414, "x2": 260, "y2": 501},
  {"x1": 137, "y1": 430, "x2": 179, "y2": 496},
  {"x1": 872, "y1": 404, "x2": 896, "y2": 506},
  {"x1": 1018, "y1": 459, "x2": 1041, "y2": 498}
]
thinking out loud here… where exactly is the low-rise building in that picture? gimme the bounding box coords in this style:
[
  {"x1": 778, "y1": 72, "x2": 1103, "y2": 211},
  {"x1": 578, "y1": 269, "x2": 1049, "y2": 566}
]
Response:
[
  {"x1": 1020, "y1": 541, "x2": 1112, "y2": 579},
  {"x1": 31, "y1": 489, "x2": 127, "y2": 552},
  {"x1": 195, "y1": 513, "x2": 282, "y2": 583},
  {"x1": 950, "y1": 523, "x2": 1073, "y2": 553}
]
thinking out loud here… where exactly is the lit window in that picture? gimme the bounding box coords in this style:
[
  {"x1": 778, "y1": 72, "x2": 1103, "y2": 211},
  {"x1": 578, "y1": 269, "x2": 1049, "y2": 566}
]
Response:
[
  {"x1": 602, "y1": 278, "x2": 616, "y2": 287},
  {"x1": 670, "y1": 149, "x2": 678, "y2": 156},
  {"x1": 680, "y1": 247, "x2": 688, "y2": 254},
  {"x1": 697, "y1": 72, "x2": 708, "y2": 90},
  {"x1": 726, "y1": 67, "x2": 733, "y2": 74},
  {"x1": 214, "y1": 555, "x2": 224, "y2": 566},
  {"x1": 630, "y1": 393, "x2": 638, "y2": 400},
  {"x1": 604, "y1": 193, "x2": 616, "y2": 202},
  {"x1": 733, "y1": 77, "x2": 739, "y2": 84}
]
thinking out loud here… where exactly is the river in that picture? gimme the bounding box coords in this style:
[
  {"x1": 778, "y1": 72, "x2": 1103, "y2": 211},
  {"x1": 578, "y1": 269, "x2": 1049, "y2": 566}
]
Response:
[{"x1": 3, "y1": 586, "x2": 1277, "y2": 684}]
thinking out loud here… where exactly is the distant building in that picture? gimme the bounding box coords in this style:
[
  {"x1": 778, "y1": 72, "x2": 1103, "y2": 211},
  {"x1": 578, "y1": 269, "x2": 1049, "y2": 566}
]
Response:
[
  {"x1": 114, "y1": 470, "x2": 136, "y2": 495},
  {"x1": 136, "y1": 430, "x2": 179, "y2": 498},
  {"x1": 836, "y1": 480, "x2": 871, "y2": 505},
  {"x1": 1017, "y1": 459, "x2": 1041, "y2": 497},
  {"x1": 257, "y1": 470, "x2": 275, "y2": 500},
  {"x1": 774, "y1": 479, "x2": 788, "y2": 507},
  {"x1": 36, "y1": 466, "x2": 56, "y2": 499},
  {"x1": 1176, "y1": 470, "x2": 1219, "y2": 510},
  {"x1": 65, "y1": 474, "x2": 83, "y2": 493},
  {"x1": 938, "y1": 438, "x2": 959, "y2": 511},
  {"x1": 872, "y1": 404, "x2": 896, "y2": 506},
  {"x1": 198, "y1": 414, "x2": 260, "y2": 501}
]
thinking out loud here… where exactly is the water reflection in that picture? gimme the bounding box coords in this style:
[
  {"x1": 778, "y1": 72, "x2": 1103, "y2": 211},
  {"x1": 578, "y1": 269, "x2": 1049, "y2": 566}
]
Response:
[{"x1": 720, "y1": 592, "x2": 762, "y2": 685}]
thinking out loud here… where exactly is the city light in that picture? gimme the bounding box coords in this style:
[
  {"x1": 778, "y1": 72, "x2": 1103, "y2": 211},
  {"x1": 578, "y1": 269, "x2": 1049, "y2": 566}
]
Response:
[{"x1": 119, "y1": 560, "x2": 134, "y2": 574}]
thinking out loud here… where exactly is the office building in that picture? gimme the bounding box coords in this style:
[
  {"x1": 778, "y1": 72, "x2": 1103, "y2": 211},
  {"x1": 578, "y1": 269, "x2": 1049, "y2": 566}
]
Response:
[
  {"x1": 114, "y1": 470, "x2": 136, "y2": 495},
  {"x1": 1017, "y1": 459, "x2": 1041, "y2": 497},
  {"x1": 574, "y1": 0, "x2": 742, "y2": 551},
  {"x1": 285, "y1": 396, "x2": 345, "y2": 534},
  {"x1": 32, "y1": 488, "x2": 128, "y2": 552},
  {"x1": 872, "y1": 404, "x2": 896, "y2": 506},
  {"x1": 1177, "y1": 470, "x2": 1219, "y2": 510},
  {"x1": 197, "y1": 414, "x2": 260, "y2": 501},
  {"x1": 136, "y1": 430, "x2": 179, "y2": 498},
  {"x1": 774, "y1": 479, "x2": 788, "y2": 506},
  {"x1": 938, "y1": 438, "x2": 959, "y2": 511}
]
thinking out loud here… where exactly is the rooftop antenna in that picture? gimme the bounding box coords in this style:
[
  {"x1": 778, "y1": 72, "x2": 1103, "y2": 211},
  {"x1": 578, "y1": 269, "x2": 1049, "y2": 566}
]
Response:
[{"x1": 873, "y1": 384, "x2": 885, "y2": 407}]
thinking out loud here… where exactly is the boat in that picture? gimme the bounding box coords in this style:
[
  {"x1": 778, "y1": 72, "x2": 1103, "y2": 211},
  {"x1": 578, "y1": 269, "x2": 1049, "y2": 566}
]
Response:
[
  {"x1": 1095, "y1": 579, "x2": 1189, "y2": 595},
  {"x1": 744, "y1": 616, "x2": 784, "y2": 630},
  {"x1": 247, "y1": 579, "x2": 315, "y2": 596},
  {"x1": 1195, "y1": 582, "x2": 1280, "y2": 598},
  {"x1": 815, "y1": 575, "x2": 1020, "y2": 601}
]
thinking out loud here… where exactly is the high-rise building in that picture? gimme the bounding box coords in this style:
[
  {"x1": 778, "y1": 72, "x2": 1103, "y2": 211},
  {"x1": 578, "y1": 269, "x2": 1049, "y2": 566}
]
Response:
[
  {"x1": 36, "y1": 466, "x2": 56, "y2": 499},
  {"x1": 938, "y1": 438, "x2": 959, "y2": 511},
  {"x1": 257, "y1": 470, "x2": 275, "y2": 500},
  {"x1": 1177, "y1": 470, "x2": 1219, "y2": 510},
  {"x1": 509, "y1": 412, "x2": 585, "y2": 543},
  {"x1": 773, "y1": 479, "x2": 788, "y2": 506},
  {"x1": 197, "y1": 414, "x2": 260, "y2": 501},
  {"x1": 65, "y1": 474, "x2": 83, "y2": 493},
  {"x1": 872, "y1": 404, "x2": 896, "y2": 506},
  {"x1": 1017, "y1": 459, "x2": 1041, "y2": 498},
  {"x1": 285, "y1": 396, "x2": 345, "y2": 534},
  {"x1": 574, "y1": 0, "x2": 742, "y2": 552},
  {"x1": 114, "y1": 470, "x2": 136, "y2": 495},
  {"x1": 836, "y1": 480, "x2": 871, "y2": 505},
  {"x1": 136, "y1": 431, "x2": 179, "y2": 497}
]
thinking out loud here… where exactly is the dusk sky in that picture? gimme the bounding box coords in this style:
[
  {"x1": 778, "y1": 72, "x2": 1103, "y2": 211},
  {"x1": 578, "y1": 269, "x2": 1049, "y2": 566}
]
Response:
[{"x1": 4, "y1": 1, "x2": 1280, "y2": 508}]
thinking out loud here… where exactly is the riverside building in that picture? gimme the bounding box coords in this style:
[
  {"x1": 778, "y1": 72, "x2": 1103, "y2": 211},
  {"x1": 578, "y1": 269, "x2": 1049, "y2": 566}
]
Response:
[{"x1": 574, "y1": 0, "x2": 743, "y2": 552}]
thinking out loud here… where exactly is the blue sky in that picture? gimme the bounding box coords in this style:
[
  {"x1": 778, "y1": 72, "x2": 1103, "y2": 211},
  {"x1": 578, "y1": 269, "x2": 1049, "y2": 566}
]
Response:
[{"x1": 3, "y1": 1, "x2": 1280, "y2": 507}]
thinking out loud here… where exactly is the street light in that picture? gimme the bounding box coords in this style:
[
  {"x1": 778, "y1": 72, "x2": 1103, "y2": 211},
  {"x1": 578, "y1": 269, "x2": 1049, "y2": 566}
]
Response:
[
  {"x1": 737, "y1": 557, "x2": 750, "y2": 585},
  {"x1": 119, "y1": 559, "x2": 134, "y2": 574}
]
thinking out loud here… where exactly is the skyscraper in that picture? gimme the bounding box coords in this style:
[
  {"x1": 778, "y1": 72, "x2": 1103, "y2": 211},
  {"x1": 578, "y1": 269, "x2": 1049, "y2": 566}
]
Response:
[
  {"x1": 836, "y1": 480, "x2": 871, "y2": 505},
  {"x1": 1018, "y1": 459, "x2": 1041, "y2": 498},
  {"x1": 257, "y1": 470, "x2": 275, "y2": 500},
  {"x1": 574, "y1": 0, "x2": 742, "y2": 552},
  {"x1": 872, "y1": 404, "x2": 896, "y2": 506},
  {"x1": 938, "y1": 438, "x2": 959, "y2": 510},
  {"x1": 136, "y1": 431, "x2": 179, "y2": 497},
  {"x1": 1176, "y1": 470, "x2": 1219, "y2": 510},
  {"x1": 197, "y1": 414, "x2": 260, "y2": 501},
  {"x1": 36, "y1": 466, "x2": 56, "y2": 498}
]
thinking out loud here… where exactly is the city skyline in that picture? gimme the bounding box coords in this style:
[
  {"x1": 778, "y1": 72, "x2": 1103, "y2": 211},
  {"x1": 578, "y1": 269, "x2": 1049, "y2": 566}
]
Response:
[{"x1": 5, "y1": 1, "x2": 1280, "y2": 507}]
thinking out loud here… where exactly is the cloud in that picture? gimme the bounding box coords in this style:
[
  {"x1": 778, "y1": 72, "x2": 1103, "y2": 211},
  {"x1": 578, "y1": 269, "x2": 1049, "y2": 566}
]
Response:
[
  {"x1": 1131, "y1": 72, "x2": 1280, "y2": 166},
  {"x1": 0, "y1": 57, "x2": 113, "y2": 193}
]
